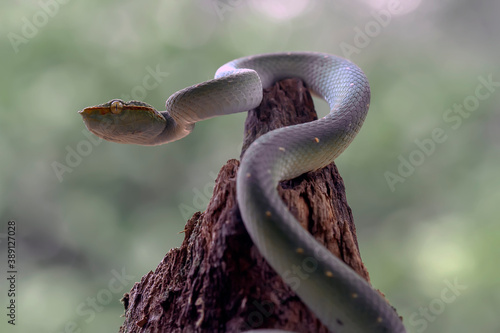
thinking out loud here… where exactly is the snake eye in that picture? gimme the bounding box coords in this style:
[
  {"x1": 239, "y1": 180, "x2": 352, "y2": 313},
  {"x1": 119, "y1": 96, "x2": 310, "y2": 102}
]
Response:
[{"x1": 110, "y1": 100, "x2": 123, "y2": 114}]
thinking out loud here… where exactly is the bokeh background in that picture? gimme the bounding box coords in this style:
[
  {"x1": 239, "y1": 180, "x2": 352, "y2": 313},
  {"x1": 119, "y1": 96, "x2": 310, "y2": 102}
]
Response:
[{"x1": 1, "y1": 0, "x2": 498, "y2": 332}]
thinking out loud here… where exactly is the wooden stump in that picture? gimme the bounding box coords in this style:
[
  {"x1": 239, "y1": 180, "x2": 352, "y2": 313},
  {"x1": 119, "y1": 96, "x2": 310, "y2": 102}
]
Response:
[{"x1": 119, "y1": 78, "x2": 372, "y2": 333}]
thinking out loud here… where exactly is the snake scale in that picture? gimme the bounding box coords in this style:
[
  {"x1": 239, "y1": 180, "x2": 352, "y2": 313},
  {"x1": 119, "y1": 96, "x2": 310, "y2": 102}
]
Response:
[{"x1": 80, "y1": 52, "x2": 406, "y2": 333}]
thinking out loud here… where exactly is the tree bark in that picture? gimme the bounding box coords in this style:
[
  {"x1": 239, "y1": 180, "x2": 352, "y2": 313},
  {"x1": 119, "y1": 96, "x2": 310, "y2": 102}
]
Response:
[{"x1": 119, "y1": 78, "x2": 375, "y2": 333}]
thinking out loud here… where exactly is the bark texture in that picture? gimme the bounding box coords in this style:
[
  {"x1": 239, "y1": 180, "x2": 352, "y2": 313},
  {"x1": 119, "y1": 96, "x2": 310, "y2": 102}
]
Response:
[{"x1": 119, "y1": 78, "x2": 374, "y2": 333}]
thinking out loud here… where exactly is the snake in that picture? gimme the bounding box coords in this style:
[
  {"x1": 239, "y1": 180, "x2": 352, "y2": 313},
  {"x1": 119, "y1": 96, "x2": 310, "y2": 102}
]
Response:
[{"x1": 79, "y1": 52, "x2": 405, "y2": 333}]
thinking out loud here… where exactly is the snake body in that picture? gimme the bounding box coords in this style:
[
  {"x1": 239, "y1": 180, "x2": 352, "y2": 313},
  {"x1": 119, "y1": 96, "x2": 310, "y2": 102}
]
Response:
[{"x1": 80, "y1": 52, "x2": 405, "y2": 333}]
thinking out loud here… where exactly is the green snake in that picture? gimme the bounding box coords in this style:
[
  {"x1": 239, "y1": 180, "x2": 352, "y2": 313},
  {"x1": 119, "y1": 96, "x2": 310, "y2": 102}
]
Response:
[{"x1": 79, "y1": 52, "x2": 405, "y2": 333}]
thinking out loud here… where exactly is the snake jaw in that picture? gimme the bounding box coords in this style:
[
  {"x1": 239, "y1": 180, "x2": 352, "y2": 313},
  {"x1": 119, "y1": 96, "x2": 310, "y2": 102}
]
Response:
[{"x1": 79, "y1": 99, "x2": 167, "y2": 145}]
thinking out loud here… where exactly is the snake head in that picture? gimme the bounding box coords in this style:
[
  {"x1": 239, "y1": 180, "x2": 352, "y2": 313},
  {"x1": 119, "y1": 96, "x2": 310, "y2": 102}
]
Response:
[{"x1": 79, "y1": 99, "x2": 168, "y2": 145}]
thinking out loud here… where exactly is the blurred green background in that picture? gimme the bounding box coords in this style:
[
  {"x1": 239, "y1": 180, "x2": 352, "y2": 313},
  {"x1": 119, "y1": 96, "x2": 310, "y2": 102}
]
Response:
[{"x1": 1, "y1": 0, "x2": 498, "y2": 332}]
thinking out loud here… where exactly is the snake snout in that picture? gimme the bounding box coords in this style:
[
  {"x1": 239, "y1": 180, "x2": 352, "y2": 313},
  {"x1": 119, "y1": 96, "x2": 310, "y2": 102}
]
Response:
[{"x1": 79, "y1": 105, "x2": 167, "y2": 145}]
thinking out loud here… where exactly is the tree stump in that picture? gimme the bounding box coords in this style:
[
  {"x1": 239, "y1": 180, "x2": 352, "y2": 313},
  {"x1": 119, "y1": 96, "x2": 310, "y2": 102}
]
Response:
[{"x1": 119, "y1": 78, "x2": 373, "y2": 333}]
